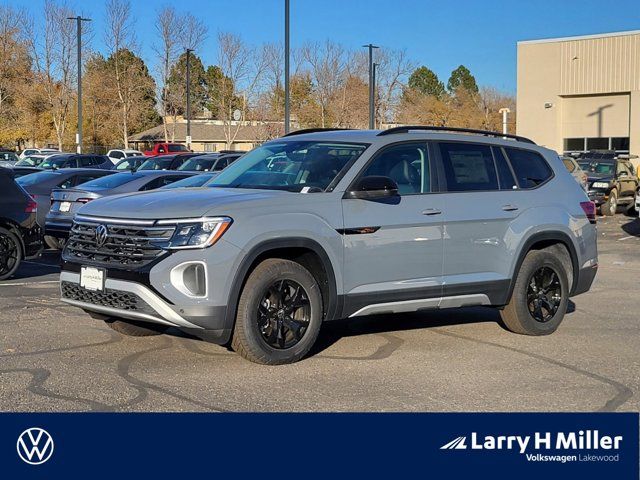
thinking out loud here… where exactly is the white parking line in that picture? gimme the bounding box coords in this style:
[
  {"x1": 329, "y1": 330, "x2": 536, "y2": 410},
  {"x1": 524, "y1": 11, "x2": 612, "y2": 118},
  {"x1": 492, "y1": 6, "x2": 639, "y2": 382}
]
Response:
[
  {"x1": 0, "y1": 280, "x2": 59, "y2": 287},
  {"x1": 618, "y1": 235, "x2": 637, "y2": 241}
]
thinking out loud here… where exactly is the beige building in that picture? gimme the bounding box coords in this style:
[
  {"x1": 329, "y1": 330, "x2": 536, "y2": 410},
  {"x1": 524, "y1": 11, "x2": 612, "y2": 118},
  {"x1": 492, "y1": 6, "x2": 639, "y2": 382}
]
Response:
[{"x1": 517, "y1": 30, "x2": 640, "y2": 161}]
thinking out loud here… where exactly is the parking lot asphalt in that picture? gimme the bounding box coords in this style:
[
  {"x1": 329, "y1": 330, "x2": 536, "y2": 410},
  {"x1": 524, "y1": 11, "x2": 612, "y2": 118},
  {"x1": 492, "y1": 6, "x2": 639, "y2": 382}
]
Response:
[{"x1": 0, "y1": 214, "x2": 638, "y2": 412}]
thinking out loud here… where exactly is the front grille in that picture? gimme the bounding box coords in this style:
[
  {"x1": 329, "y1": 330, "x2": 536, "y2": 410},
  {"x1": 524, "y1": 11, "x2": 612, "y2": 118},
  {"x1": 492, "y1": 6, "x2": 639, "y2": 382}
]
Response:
[
  {"x1": 61, "y1": 281, "x2": 156, "y2": 315},
  {"x1": 63, "y1": 220, "x2": 174, "y2": 269}
]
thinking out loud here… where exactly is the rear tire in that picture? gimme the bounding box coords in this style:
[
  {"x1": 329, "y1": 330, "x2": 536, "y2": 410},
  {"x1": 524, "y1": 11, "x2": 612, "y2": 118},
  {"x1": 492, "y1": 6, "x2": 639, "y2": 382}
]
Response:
[
  {"x1": 105, "y1": 318, "x2": 168, "y2": 337},
  {"x1": 600, "y1": 189, "x2": 617, "y2": 216},
  {"x1": 501, "y1": 250, "x2": 569, "y2": 336},
  {"x1": 231, "y1": 258, "x2": 323, "y2": 365},
  {"x1": 0, "y1": 227, "x2": 22, "y2": 281}
]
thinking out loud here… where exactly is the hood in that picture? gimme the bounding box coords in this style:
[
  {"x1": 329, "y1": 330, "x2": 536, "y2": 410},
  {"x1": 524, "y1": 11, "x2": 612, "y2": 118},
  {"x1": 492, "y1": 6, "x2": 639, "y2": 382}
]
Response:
[{"x1": 77, "y1": 187, "x2": 289, "y2": 219}]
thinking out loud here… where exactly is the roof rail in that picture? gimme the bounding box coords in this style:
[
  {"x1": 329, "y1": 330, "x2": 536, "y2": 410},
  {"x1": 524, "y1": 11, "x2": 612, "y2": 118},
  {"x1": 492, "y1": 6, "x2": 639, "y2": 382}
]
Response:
[
  {"x1": 283, "y1": 128, "x2": 354, "y2": 137},
  {"x1": 377, "y1": 125, "x2": 536, "y2": 144}
]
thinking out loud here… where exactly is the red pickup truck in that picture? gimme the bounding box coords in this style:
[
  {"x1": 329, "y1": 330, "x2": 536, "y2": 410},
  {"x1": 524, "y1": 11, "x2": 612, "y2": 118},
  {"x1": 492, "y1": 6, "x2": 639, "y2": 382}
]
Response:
[{"x1": 143, "y1": 143, "x2": 190, "y2": 156}]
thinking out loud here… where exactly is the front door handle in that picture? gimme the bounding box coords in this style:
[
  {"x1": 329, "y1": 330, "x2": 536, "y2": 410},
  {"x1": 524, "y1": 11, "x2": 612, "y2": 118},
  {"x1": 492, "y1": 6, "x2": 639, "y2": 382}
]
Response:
[
  {"x1": 422, "y1": 208, "x2": 442, "y2": 216},
  {"x1": 502, "y1": 204, "x2": 519, "y2": 211}
]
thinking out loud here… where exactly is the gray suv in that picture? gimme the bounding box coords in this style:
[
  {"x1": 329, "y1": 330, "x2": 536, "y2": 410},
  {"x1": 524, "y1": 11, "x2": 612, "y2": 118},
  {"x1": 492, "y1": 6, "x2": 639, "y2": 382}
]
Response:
[{"x1": 59, "y1": 127, "x2": 598, "y2": 364}]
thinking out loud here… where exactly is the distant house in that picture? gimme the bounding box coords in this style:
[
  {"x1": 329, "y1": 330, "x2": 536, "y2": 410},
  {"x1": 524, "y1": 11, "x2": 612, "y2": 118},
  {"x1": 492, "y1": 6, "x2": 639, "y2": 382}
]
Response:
[{"x1": 130, "y1": 119, "x2": 284, "y2": 152}]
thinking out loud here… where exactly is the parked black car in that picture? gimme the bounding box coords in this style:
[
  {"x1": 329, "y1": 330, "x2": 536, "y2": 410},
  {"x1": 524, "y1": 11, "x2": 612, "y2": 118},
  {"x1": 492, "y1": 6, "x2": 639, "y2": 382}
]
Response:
[
  {"x1": 0, "y1": 167, "x2": 42, "y2": 280},
  {"x1": 579, "y1": 155, "x2": 639, "y2": 215},
  {"x1": 39, "y1": 153, "x2": 113, "y2": 170},
  {"x1": 16, "y1": 169, "x2": 116, "y2": 248},
  {"x1": 138, "y1": 153, "x2": 204, "y2": 171}
]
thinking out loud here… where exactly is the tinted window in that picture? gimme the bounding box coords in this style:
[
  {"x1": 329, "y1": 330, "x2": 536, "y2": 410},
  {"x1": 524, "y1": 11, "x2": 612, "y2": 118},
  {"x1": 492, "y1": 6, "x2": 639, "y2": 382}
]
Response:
[
  {"x1": 492, "y1": 147, "x2": 517, "y2": 190},
  {"x1": 139, "y1": 158, "x2": 173, "y2": 170},
  {"x1": 58, "y1": 177, "x2": 75, "y2": 189},
  {"x1": 111, "y1": 151, "x2": 124, "y2": 159},
  {"x1": 504, "y1": 148, "x2": 553, "y2": 188},
  {"x1": 168, "y1": 144, "x2": 188, "y2": 152},
  {"x1": 360, "y1": 143, "x2": 429, "y2": 195},
  {"x1": 73, "y1": 174, "x2": 105, "y2": 185},
  {"x1": 586, "y1": 138, "x2": 609, "y2": 150},
  {"x1": 564, "y1": 138, "x2": 585, "y2": 151},
  {"x1": 439, "y1": 143, "x2": 498, "y2": 192},
  {"x1": 140, "y1": 175, "x2": 188, "y2": 190}
]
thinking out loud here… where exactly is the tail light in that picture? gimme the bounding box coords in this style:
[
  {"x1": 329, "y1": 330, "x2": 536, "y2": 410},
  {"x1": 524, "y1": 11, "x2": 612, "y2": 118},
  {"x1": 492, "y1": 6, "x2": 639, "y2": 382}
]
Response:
[
  {"x1": 25, "y1": 198, "x2": 37, "y2": 213},
  {"x1": 76, "y1": 198, "x2": 93, "y2": 204},
  {"x1": 580, "y1": 201, "x2": 596, "y2": 224}
]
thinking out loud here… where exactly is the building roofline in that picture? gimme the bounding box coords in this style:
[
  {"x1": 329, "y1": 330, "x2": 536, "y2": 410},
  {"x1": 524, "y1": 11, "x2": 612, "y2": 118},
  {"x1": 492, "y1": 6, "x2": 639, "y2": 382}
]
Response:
[{"x1": 518, "y1": 29, "x2": 640, "y2": 45}]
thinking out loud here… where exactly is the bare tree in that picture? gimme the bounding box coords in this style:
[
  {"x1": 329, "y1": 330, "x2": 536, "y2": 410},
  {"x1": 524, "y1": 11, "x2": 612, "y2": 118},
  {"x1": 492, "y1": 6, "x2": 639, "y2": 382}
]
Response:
[
  {"x1": 29, "y1": 0, "x2": 76, "y2": 150},
  {"x1": 301, "y1": 41, "x2": 346, "y2": 127},
  {"x1": 215, "y1": 32, "x2": 267, "y2": 148},
  {"x1": 374, "y1": 49, "x2": 414, "y2": 126}
]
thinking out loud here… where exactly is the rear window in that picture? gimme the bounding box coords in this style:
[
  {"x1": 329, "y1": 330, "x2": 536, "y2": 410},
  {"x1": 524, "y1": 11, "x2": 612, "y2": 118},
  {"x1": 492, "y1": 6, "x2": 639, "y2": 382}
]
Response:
[
  {"x1": 168, "y1": 144, "x2": 188, "y2": 152},
  {"x1": 439, "y1": 143, "x2": 499, "y2": 192},
  {"x1": 78, "y1": 173, "x2": 143, "y2": 189},
  {"x1": 16, "y1": 171, "x2": 62, "y2": 186},
  {"x1": 504, "y1": 148, "x2": 553, "y2": 188}
]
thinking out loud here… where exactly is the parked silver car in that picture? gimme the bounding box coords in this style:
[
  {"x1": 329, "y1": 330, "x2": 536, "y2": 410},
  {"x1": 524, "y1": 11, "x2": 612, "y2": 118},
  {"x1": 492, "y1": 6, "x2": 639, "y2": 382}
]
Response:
[{"x1": 59, "y1": 126, "x2": 598, "y2": 364}]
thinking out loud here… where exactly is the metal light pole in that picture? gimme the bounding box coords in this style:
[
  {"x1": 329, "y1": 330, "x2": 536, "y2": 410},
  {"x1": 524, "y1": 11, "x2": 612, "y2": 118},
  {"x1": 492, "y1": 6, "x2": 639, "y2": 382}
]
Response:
[
  {"x1": 372, "y1": 62, "x2": 379, "y2": 129},
  {"x1": 185, "y1": 49, "x2": 193, "y2": 149},
  {"x1": 363, "y1": 44, "x2": 379, "y2": 130},
  {"x1": 284, "y1": 0, "x2": 290, "y2": 134},
  {"x1": 499, "y1": 107, "x2": 511, "y2": 135},
  {"x1": 68, "y1": 16, "x2": 91, "y2": 153}
]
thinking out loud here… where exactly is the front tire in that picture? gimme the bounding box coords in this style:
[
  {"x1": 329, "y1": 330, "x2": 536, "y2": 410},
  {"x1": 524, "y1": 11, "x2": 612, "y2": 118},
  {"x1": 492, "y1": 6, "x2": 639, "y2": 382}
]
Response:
[
  {"x1": 0, "y1": 227, "x2": 22, "y2": 281},
  {"x1": 231, "y1": 258, "x2": 323, "y2": 365},
  {"x1": 501, "y1": 250, "x2": 569, "y2": 336},
  {"x1": 600, "y1": 189, "x2": 617, "y2": 216},
  {"x1": 105, "y1": 318, "x2": 169, "y2": 337}
]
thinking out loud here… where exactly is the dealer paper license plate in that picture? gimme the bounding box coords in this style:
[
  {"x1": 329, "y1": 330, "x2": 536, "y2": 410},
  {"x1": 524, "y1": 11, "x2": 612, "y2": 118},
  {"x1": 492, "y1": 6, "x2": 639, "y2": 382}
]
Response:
[{"x1": 80, "y1": 266, "x2": 105, "y2": 292}]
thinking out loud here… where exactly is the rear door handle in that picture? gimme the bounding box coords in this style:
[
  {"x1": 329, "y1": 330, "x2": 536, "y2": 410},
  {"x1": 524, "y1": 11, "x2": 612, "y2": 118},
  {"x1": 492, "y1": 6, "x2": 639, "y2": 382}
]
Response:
[
  {"x1": 502, "y1": 204, "x2": 519, "y2": 211},
  {"x1": 422, "y1": 208, "x2": 442, "y2": 216}
]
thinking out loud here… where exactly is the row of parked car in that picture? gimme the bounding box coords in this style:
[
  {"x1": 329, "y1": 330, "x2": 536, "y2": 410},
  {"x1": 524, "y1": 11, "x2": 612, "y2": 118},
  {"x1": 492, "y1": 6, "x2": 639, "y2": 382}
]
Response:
[{"x1": 0, "y1": 148, "x2": 245, "y2": 277}]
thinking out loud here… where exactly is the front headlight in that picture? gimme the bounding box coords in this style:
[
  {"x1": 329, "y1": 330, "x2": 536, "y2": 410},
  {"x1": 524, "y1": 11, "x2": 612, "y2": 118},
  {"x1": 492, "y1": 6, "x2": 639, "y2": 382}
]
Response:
[
  {"x1": 592, "y1": 182, "x2": 609, "y2": 189},
  {"x1": 158, "y1": 217, "x2": 233, "y2": 249}
]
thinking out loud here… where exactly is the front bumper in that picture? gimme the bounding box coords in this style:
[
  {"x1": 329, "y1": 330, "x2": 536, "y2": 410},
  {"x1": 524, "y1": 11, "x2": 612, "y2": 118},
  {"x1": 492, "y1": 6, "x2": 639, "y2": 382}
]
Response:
[
  {"x1": 587, "y1": 190, "x2": 606, "y2": 206},
  {"x1": 60, "y1": 270, "x2": 228, "y2": 335}
]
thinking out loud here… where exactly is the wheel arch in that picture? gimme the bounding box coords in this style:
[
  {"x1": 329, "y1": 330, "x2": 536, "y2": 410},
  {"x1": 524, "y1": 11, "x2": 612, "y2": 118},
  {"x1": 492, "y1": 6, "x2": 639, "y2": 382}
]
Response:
[
  {"x1": 223, "y1": 237, "x2": 341, "y2": 340},
  {"x1": 505, "y1": 231, "x2": 579, "y2": 305}
]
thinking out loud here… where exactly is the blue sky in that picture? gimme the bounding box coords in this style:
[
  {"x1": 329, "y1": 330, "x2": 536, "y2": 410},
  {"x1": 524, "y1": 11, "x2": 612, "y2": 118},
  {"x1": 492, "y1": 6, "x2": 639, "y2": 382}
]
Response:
[{"x1": 12, "y1": 0, "x2": 640, "y2": 92}]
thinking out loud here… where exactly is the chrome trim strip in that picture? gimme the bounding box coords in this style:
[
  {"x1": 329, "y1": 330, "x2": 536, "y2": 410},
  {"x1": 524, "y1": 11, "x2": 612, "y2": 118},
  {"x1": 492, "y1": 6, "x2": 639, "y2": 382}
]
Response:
[
  {"x1": 60, "y1": 271, "x2": 202, "y2": 329},
  {"x1": 74, "y1": 215, "x2": 156, "y2": 226},
  {"x1": 348, "y1": 294, "x2": 490, "y2": 317}
]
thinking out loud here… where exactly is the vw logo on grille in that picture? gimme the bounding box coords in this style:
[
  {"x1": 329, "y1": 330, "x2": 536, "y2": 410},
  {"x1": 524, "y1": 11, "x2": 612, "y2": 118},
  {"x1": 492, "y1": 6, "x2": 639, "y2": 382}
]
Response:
[
  {"x1": 95, "y1": 224, "x2": 109, "y2": 248},
  {"x1": 17, "y1": 427, "x2": 54, "y2": 465}
]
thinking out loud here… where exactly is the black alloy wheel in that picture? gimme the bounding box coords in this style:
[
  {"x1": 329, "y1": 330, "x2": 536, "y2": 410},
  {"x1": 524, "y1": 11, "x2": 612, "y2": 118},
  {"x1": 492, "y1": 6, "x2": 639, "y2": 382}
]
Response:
[
  {"x1": 526, "y1": 266, "x2": 562, "y2": 323},
  {"x1": 0, "y1": 231, "x2": 19, "y2": 279},
  {"x1": 257, "y1": 279, "x2": 311, "y2": 349}
]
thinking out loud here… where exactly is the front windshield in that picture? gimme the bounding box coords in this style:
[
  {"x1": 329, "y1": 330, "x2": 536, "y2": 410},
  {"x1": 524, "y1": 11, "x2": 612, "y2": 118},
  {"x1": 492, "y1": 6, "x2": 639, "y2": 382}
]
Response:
[
  {"x1": 578, "y1": 160, "x2": 615, "y2": 175},
  {"x1": 178, "y1": 157, "x2": 216, "y2": 171},
  {"x1": 161, "y1": 173, "x2": 216, "y2": 189},
  {"x1": 40, "y1": 155, "x2": 70, "y2": 169},
  {"x1": 77, "y1": 173, "x2": 142, "y2": 189},
  {"x1": 208, "y1": 141, "x2": 368, "y2": 192},
  {"x1": 139, "y1": 158, "x2": 172, "y2": 170},
  {"x1": 16, "y1": 156, "x2": 44, "y2": 166}
]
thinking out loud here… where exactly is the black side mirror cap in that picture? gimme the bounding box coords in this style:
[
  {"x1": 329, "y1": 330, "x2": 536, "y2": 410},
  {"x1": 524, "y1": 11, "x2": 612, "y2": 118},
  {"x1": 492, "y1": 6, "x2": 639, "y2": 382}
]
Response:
[{"x1": 345, "y1": 175, "x2": 399, "y2": 200}]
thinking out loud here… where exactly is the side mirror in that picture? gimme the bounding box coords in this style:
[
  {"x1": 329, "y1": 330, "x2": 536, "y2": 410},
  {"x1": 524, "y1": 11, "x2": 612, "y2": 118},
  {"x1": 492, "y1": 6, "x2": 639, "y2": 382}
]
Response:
[{"x1": 346, "y1": 176, "x2": 399, "y2": 200}]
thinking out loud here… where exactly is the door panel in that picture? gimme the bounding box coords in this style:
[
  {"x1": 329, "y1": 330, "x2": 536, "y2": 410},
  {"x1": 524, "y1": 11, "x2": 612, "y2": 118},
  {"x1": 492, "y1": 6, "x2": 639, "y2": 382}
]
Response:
[{"x1": 341, "y1": 142, "x2": 444, "y2": 310}]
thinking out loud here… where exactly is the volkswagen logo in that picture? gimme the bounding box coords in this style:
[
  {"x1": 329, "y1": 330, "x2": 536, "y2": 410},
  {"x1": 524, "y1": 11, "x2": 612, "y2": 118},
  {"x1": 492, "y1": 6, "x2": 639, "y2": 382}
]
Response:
[
  {"x1": 95, "y1": 224, "x2": 109, "y2": 248},
  {"x1": 17, "y1": 427, "x2": 54, "y2": 465}
]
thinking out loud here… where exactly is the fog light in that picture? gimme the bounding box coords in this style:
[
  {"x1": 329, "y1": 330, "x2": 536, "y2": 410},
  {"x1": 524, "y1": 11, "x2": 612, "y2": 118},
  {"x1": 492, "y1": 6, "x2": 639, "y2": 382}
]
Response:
[{"x1": 170, "y1": 262, "x2": 207, "y2": 297}]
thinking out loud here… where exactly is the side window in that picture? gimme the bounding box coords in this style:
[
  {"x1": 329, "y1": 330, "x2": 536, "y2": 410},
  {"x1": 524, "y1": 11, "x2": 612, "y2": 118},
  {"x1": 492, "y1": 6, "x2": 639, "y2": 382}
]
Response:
[
  {"x1": 617, "y1": 162, "x2": 630, "y2": 176},
  {"x1": 139, "y1": 177, "x2": 163, "y2": 191},
  {"x1": 439, "y1": 143, "x2": 498, "y2": 192},
  {"x1": 214, "y1": 158, "x2": 228, "y2": 171},
  {"x1": 77, "y1": 156, "x2": 93, "y2": 167},
  {"x1": 504, "y1": 148, "x2": 553, "y2": 189},
  {"x1": 359, "y1": 143, "x2": 430, "y2": 195},
  {"x1": 562, "y1": 158, "x2": 576, "y2": 173},
  {"x1": 116, "y1": 160, "x2": 130, "y2": 170},
  {"x1": 493, "y1": 147, "x2": 518, "y2": 190}
]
